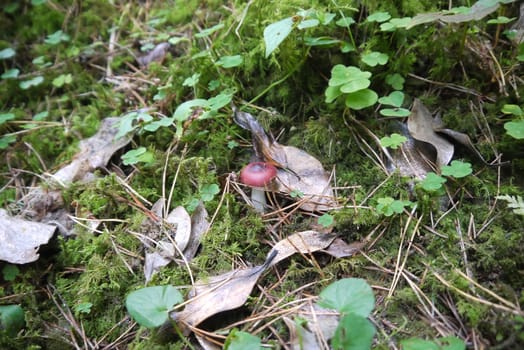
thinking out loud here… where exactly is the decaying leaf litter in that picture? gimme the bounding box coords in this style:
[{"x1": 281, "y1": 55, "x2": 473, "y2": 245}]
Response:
[{"x1": 1, "y1": 0, "x2": 524, "y2": 349}]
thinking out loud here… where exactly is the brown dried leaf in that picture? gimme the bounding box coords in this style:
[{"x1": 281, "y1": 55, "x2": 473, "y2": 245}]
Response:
[
  {"x1": 268, "y1": 230, "x2": 336, "y2": 267},
  {"x1": 184, "y1": 201, "x2": 209, "y2": 261},
  {"x1": 233, "y1": 110, "x2": 336, "y2": 211},
  {"x1": 407, "y1": 99, "x2": 454, "y2": 168},
  {"x1": 322, "y1": 238, "x2": 365, "y2": 258},
  {"x1": 0, "y1": 209, "x2": 56, "y2": 264},
  {"x1": 170, "y1": 264, "x2": 266, "y2": 333},
  {"x1": 166, "y1": 206, "x2": 191, "y2": 252},
  {"x1": 136, "y1": 42, "x2": 170, "y2": 67}
]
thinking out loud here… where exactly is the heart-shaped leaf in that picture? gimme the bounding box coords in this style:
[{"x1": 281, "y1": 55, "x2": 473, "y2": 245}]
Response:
[
  {"x1": 345, "y1": 89, "x2": 378, "y2": 110},
  {"x1": 378, "y1": 91, "x2": 405, "y2": 107},
  {"x1": 264, "y1": 17, "x2": 294, "y2": 57},
  {"x1": 126, "y1": 285, "x2": 183, "y2": 329}
]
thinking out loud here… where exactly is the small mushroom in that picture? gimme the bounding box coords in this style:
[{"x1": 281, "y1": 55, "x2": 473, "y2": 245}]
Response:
[{"x1": 239, "y1": 162, "x2": 277, "y2": 213}]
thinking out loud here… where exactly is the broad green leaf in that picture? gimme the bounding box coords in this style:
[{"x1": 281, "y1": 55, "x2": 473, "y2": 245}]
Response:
[
  {"x1": 19, "y1": 76, "x2": 44, "y2": 89},
  {"x1": 297, "y1": 18, "x2": 319, "y2": 29},
  {"x1": 345, "y1": 89, "x2": 378, "y2": 110},
  {"x1": 331, "y1": 313, "x2": 376, "y2": 350},
  {"x1": 52, "y1": 73, "x2": 73, "y2": 87},
  {"x1": 44, "y1": 30, "x2": 70, "y2": 45},
  {"x1": 379, "y1": 91, "x2": 405, "y2": 107},
  {"x1": 501, "y1": 104, "x2": 523, "y2": 116},
  {"x1": 207, "y1": 91, "x2": 234, "y2": 110},
  {"x1": 401, "y1": 338, "x2": 440, "y2": 350},
  {"x1": 361, "y1": 51, "x2": 389, "y2": 67},
  {"x1": 0, "y1": 113, "x2": 15, "y2": 125},
  {"x1": 329, "y1": 65, "x2": 371, "y2": 87},
  {"x1": 0, "y1": 305, "x2": 25, "y2": 336},
  {"x1": 441, "y1": 160, "x2": 472, "y2": 178},
  {"x1": 380, "y1": 133, "x2": 407, "y2": 149},
  {"x1": 216, "y1": 55, "x2": 243, "y2": 68},
  {"x1": 386, "y1": 73, "x2": 405, "y2": 90},
  {"x1": 381, "y1": 17, "x2": 412, "y2": 31},
  {"x1": 173, "y1": 99, "x2": 209, "y2": 121},
  {"x1": 264, "y1": 17, "x2": 294, "y2": 57},
  {"x1": 318, "y1": 278, "x2": 375, "y2": 316},
  {"x1": 336, "y1": 17, "x2": 356, "y2": 26},
  {"x1": 304, "y1": 37, "x2": 340, "y2": 46},
  {"x1": 1, "y1": 68, "x2": 20, "y2": 79},
  {"x1": 0, "y1": 48, "x2": 15, "y2": 59},
  {"x1": 33, "y1": 111, "x2": 48, "y2": 121},
  {"x1": 143, "y1": 117, "x2": 174, "y2": 132},
  {"x1": 318, "y1": 213, "x2": 334, "y2": 228},
  {"x1": 224, "y1": 329, "x2": 262, "y2": 350},
  {"x1": 504, "y1": 120, "x2": 524, "y2": 139},
  {"x1": 325, "y1": 86, "x2": 343, "y2": 104},
  {"x1": 195, "y1": 22, "x2": 224, "y2": 38},
  {"x1": 2, "y1": 265, "x2": 20, "y2": 281},
  {"x1": 341, "y1": 42, "x2": 356, "y2": 53},
  {"x1": 0, "y1": 135, "x2": 17, "y2": 149},
  {"x1": 487, "y1": 16, "x2": 515, "y2": 24},
  {"x1": 121, "y1": 147, "x2": 154, "y2": 165},
  {"x1": 125, "y1": 286, "x2": 183, "y2": 328},
  {"x1": 380, "y1": 108, "x2": 411, "y2": 117},
  {"x1": 376, "y1": 197, "x2": 412, "y2": 216},
  {"x1": 200, "y1": 184, "x2": 220, "y2": 202},
  {"x1": 420, "y1": 172, "x2": 447, "y2": 191},
  {"x1": 366, "y1": 12, "x2": 391, "y2": 23}
]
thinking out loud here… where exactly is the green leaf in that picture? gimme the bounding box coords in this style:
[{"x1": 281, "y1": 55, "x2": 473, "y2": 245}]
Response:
[
  {"x1": 378, "y1": 91, "x2": 404, "y2": 107},
  {"x1": 52, "y1": 73, "x2": 73, "y2": 87},
  {"x1": 143, "y1": 117, "x2": 174, "y2": 132},
  {"x1": 420, "y1": 172, "x2": 447, "y2": 191},
  {"x1": 44, "y1": 30, "x2": 70, "y2": 45},
  {"x1": 264, "y1": 17, "x2": 294, "y2": 57},
  {"x1": 0, "y1": 305, "x2": 25, "y2": 336},
  {"x1": 345, "y1": 89, "x2": 378, "y2": 110},
  {"x1": 385, "y1": 73, "x2": 405, "y2": 90},
  {"x1": 336, "y1": 17, "x2": 356, "y2": 26},
  {"x1": 1, "y1": 68, "x2": 20, "y2": 79},
  {"x1": 401, "y1": 338, "x2": 440, "y2": 350},
  {"x1": 183, "y1": 73, "x2": 200, "y2": 87},
  {"x1": 380, "y1": 108, "x2": 411, "y2": 117},
  {"x1": 216, "y1": 55, "x2": 243, "y2": 68},
  {"x1": 0, "y1": 47, "x2": 16, "y2": 59},
  {"x1": 437, "y1": 336, "x2": 466, "y2": 350},
  {"x1": 380, "y1": 17, "x2": 412, "y2": 31},
  {"x1": 33, "y1": 111, "x2": 48, "y2": 121},
  {"x1": 0, "y1": 113, "x2": 15, "y2": 125},
  {"x1": 74, "y1": 302, "x2": 93, "y2": 314},
  {"x1": 19, "y1": 76, "x2": 44, "y2": 89},
  {"x1": 380, "y1": 133, "x2": 407, "y2": 149},
  {"x1": 125, "y1": 286, "x2": 183, "y2": 328},
  {"x1": 366, "y1": 12, "x2": 391, "y2": 23},
  {"x1": 0, "y1": 135, "x2": 17, "y2": 149},
  {"x1": 121, "y1": 147, "x2": 154, "y2": 165},
  {"x1": 200, "y1": 184, "x2": 220, "y2": 202},
  {"x1": 329, "y1": 65, "x2": 371, "y2": 88},
  {"x1": 208, "y1": 79, "x2": 220, "y2": 91},
  {"x1": 504, "y1": 120, "x2": 524, "y2": 139},
  {"x1": 2, "y1": 265, "x2": 20, "y2": 281},
  {"x1": 376, "y1": 197, "x2": 412, "y2": 216},
  {"x1": 173, "y1": 99, "x2": 208, "y2": 122},
  {"x1": 341, "y1": 42, "x2": 356, "y2": 53},
  {"x1": 207, "y1": 91, "x2": 234, "y2": 111},
  {"x1": 318, "y1": 213, "x2": 334, "y2": 228},
  {"x1": 487, "y1": 16, "x2": 515, "y2": 24},
  {"x1": 325, "y1": 85, "x2": 343, "y2": 104},
  {"x1": 441, "y1": 160, "x2": 472, "y2": 178},
  {"x1": 304, "y1": 37, "x2": 340, "y2": 46},
  {"x1": 332, "y1": 313, "x2": 376, "y2": 350},
  {"x1": 297, "y1": 18, "x2": 319, "y2": 29},
  {"x1": 501, "y1": 104, "x2": 523, "y2": 116},
  {"x1": 318, "y1": 278, "x2": 375, "y2": 316},
  {"x1": 224, "y1": 329, "x2": 262, "y2": 350},
  {"x1": 290, "y1": 189, "x2": 304, "y2": 198},
  {"x1": 361, "y1": 51, "x2": 389, "y2": 67},
  {"x1": 195, "y1": 22, "x2": 224, "y2": 38}
]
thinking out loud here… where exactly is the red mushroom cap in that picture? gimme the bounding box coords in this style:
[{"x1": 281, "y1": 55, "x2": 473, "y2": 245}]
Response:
[{"x1": 240, "y1": 162, "x2": 277, "y2": 187}]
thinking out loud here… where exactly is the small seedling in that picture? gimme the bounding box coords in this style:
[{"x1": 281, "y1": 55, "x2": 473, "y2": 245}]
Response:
[
  {"x1": 376, "y1": 197, "x2": 413, "y2": 216},
  {"x1": 200, "y1": 184, "x2": 220, "y2": 202},
  {"x1": 126, "y1": 285, "x2": 183, "y2": 328},
  {"x1": 52, "y1": 73, "x2": 73, "y2": 87},
  {"x1": 19, "y1": 76, "x2": 44, "y2": 90},
  {"x1": 325, "y1": 65, "x2": 378, "y2": 110},
  {"x1": 44, "y1": 30, "x2": 70, "y2": 45},
  {"x1": 419, "y1": 172, "x2": 447, "y2": 191},
  {"x1": 318, "y1": 213, "x2": 334, "y2": 228},
  {"x1": 361, "y1": 51, "x2": 389, "y2": 67},
  {"x1": 385, "y1": 73, "x2": 405, "y2": 90},
  {"x1": 441, "y1": 160, "x2": 472, "y2": 178},
  {"x1": 75, "y1": 302, "x2": 93, "y2": 315},
  {"x1": 380, "y1": 133, "x2": 407, "y2": 149},
  {"x1": 121, "y1": 147, "x2": 154, "y2": 165}
]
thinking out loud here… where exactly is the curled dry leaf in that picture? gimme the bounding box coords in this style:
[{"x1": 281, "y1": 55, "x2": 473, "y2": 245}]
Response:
[
  {"x1": 234, "y1": 109, "x2": 336, "y2": 211},
  {"x1": 170, "y1": 230, "x2": 339, "y2": 334},
  {"x1": 136, "y1": 42, "x2": 170, "y2": 67},
  {"x1": 0, "y1": 209, "x2": 56, "y2": 264},
  {"x1": 407, "y1": 99, "x2": 454, "y2": 168},
  {"x1": 284, "y1": 303, "x2": 339, "y2": 350},
  {"x1": 166, "y1": 206, "x2": 191, "y2": 252}
]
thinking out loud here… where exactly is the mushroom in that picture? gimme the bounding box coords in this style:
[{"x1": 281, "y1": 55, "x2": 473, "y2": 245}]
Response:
[{"x1": 239, "y1": 162, "x2": 277, "y2": 213}]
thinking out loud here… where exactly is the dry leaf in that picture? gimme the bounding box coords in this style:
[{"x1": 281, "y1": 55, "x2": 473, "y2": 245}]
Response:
[
  {"x1": 407, "y1": 99, "x2": 454, "y2": 168},
  {"x1": 284, "y1": 303, "x2": 339, "y2": 350},
  {"x1": 144, "y1": 252, "x2": 171, "y2": 283},
  {"x1": 184, "y1": 201, "x2": 209, "y2": 261},
  {"x1": 166, "y1": 206, "x2": 191, "y2": 252},
  {"x1": 268, "y1": 230, "x2": 337, "y2": 267},
  {"x1": 0, "y1": 209, "x2": 56, "y2": 264},
  {"x1": 170, "y1": 264, "x2": 267, "y2": 334},
  {"x1": 234, "y1": 109, "x2": 336, "y2": 211},
  {"x1": 136, "y1": 42, "x2": 170, "y2": 67},
  {"x1": 322, "y1": 238, "x2": 365, "y2": 258}
]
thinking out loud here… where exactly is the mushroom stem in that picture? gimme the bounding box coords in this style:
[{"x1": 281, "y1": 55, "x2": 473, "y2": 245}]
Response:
[{"x1": 251, "y1": 188, "x2": 267, "y2": 213}]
